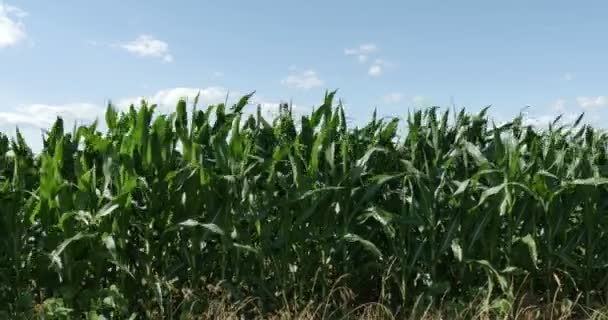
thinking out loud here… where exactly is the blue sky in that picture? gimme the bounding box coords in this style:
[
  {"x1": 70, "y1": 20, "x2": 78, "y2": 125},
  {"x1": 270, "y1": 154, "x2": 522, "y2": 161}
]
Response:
[{"x1": 1, "y1": 0, "x2": 608, "y2": 148}]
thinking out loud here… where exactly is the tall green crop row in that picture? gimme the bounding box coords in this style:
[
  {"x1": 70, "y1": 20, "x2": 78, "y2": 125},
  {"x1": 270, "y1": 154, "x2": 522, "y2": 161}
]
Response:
[{"x1": 0, "y1": 92, "x2": 607, "y2": 318}]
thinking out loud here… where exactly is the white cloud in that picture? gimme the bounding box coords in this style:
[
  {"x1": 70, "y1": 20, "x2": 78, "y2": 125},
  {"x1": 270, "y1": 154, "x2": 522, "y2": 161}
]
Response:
[
  {"x1": 249, "y1": 98, "x2": 304, "y2": 119},
  {"x1": 117, "y1": 86, "x2": 231, "y2": 113},
  {"x1": 412, "y1": 95, "x2": 426, "y2": 106},
  {"x1": 0, "y1": 103, "x2": 103, "y2": 129},
  {"x1": 0, "y1": 87, "x2": 234, "y2": 134},
  {"x1": 383, "y1": 92, "x2": 403, "y2": 104},
  {"x1": 213, "y1": 71, "x2": 224, "y2": 77},
  {"x1": 3, "y1": 4, "x2": 27, "y2": 18},
  {"x1": 120, "y1": 35, "x2": 173, "y2": 62},
  {"x1": 368, "y1": 65, "x2": 382, "y2": 77},
  {"x1": 344, "y1": 44, "x2": 396, "y2": 78},
  {"x1": 125, "y1": 89, "x2": 310, "y2": 123},
  {"x1": 561, "y1": 72, "x2": 574, "y2": 81},
  {"x1": 523, "y1": 113, "x2": 581, "y2": 128},
  {"x1": 153, "y1": 87, "x2": 228, "y2": 107},
  {"x1": 0, "y1": 87, "x2": 266, "y2": 151},
  {"x1": 344, "y1": 43, "x2": 377, "y2": 55},
  {"x1": 523, "y1": 114, "x2": 559, "y2": 127},
  {"x1": 0, "y1": 87, "x2": 326, "y2": 152},
  {"x1": 368, "y1": 59, "x2": 393, "y2": 77},
  {"x1": 281, "y1": 70, "x2": 324, "y2": 90},
  {"x1": 345, "y1": 43, "x2": 378, "y2": 63},
  {"x1": 0, "y1": 102, "x2": 104, "y2": 151},
  {"x1": 577, "y1": 96, "x2": 607, "y2": 109},
  {"x1": 359, "y1": 43, "x2": 377, "y2": 52},
  {"x1": 0, "y1": 3, "x2": 27, "y2": 48}
]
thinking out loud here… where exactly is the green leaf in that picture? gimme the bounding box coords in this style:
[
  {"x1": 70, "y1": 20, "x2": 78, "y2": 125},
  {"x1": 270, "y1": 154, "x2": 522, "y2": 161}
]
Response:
[
  {"x1": 570, "y1": 177, "x2": 608, "y2": 186},
  {"x1": 468, "y1": 259, "x2": 508, "y2": 293},
  {"x1": 451, "y1": 238, "x2": 463, "y2": 262},
  {"x1": 359, "y1": 206, "x2": 396, "y2": 238},
  {"x1": 232, "y1": 92, "x2": 255, "y2": 113},
  {"x1": 102, "y1": 235, "x2": 117, "y2": 258},
  {"x1": 233, "y1": 243, "x2": 259, "y2": 255},
  {"x1": 453, "y1": 179, "x2": 470, "y2": 196},
  {"x1": 96, "y1": 203, "x2": 119, "y2": 220},
  {"x1": 464, "y1": 141, "x2": 488, "y2": 165},
  {"x1": 49, "y1": 233, "x2": 95, "y2": 270},
  {"x1": 343, "y1": 233, "x2": 383, "y2": 260},
  {"x1": 178, "y1": 219, "x2": 225, "y2": 236},
  {"x1": 475, "y1": 183, "x2": 505, "y2": 208},
  {"x1": 513, "y1": 234, "x2": 539, "y2": 269},
  {"x1": 58, "y1": 210, "x2": 93, "y2": 230}
]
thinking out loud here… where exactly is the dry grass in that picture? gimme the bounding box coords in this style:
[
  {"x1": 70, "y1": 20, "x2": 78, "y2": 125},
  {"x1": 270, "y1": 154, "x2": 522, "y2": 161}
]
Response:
[{"x1": 170, "y1": 288, "x2": 608, "y2": 320}]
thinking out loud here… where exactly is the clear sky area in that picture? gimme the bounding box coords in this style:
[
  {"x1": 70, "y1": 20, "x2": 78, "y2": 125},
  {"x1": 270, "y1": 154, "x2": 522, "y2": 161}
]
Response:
[{"x1": 2, "y1": 1, "x2": 607, "y2": 149}]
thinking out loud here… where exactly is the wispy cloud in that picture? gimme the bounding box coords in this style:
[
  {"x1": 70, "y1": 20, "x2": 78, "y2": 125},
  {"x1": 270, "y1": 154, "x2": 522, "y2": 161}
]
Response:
[
  {"x1": 552, "y1": 98, "x2": 567, "y2": 112},
  {"x1": 281, "y1": 70, "x2": 324, "y2": 90},
  {"x1": 0, "y1": 102, "x2": 104, "y2": 152},
  {"x1": 523, "y1": 113, "x2": 581, "y2": 128},
  {"x1": 249, "y1": 96, "x2": 307, "y2": 119},
  {"x1": 0, "y1": 3, "x2": 27, "y2": 48},
  {"x1": 345, "y1": 43, "x2": 396, "y2": 77},
  {"x1": 117, "y1": 87, "x2": 231, "y2": 113},
  {"x1": 0, "y1": 87, "x2": 270, "y2": 151},
  {"x1": 0, "y1": 87, "x2": 233, "y2": 132},
  {"x1": 561, "y1": 72, "x2": 574, "y2": 81},
  {"x1": 368, "y1": 65, "x2": 382, "y2": 77},
  {"x1": 412, "y1": 95, "x2": 426, "y2": 106},
  {"x1": 577, "y1": 96, "x2": 607, "y2": 109},
  {"x1": 344, "y1": 43, "x2": 377, "y2": 63},
  {"x1": 120, "y1": 35, "x2": 173, "y2": 62},
  {"x1": 382, "y1": 92, "x2": 403, "y2": 104},
  {"x1": 0, "y1": 86, "x2": 327, "y2": 153},
  {"x1": 0, "y1": 103, "x2": 102, "y2": 129},
  {"x1": 368, "y1": 59, "x2": 393, "y2": 77}
]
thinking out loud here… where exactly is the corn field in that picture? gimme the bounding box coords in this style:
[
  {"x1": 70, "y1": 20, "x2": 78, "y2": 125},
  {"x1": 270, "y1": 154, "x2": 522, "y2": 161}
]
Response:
[{"x1": 1, "y1": 91, "x2": 608, "y2": 318}]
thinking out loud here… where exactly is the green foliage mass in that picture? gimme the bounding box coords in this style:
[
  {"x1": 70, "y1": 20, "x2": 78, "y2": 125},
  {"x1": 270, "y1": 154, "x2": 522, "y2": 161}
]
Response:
[{"x1": 1, "y1": 91, "x2": 607, "y2": 318}]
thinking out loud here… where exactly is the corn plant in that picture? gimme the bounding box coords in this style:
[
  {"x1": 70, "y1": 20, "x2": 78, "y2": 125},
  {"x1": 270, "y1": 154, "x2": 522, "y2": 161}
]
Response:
[{"x1": 0, "y1": 91, "x2": 607, "y2": 318}]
